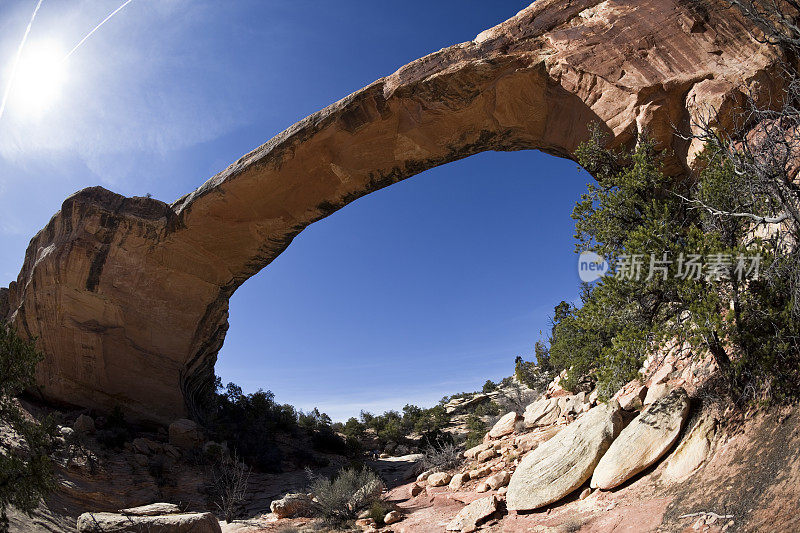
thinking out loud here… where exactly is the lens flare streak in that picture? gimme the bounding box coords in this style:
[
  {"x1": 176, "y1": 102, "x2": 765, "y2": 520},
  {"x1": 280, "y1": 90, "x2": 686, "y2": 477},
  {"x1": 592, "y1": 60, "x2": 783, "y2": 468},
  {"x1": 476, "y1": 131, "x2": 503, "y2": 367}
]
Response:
[
  {"x1": 0, "y1": 0, "x2": 45, "y2": 122},
  {"x1": 64, "y1": 0, "x2": 134, "y2": 60}
]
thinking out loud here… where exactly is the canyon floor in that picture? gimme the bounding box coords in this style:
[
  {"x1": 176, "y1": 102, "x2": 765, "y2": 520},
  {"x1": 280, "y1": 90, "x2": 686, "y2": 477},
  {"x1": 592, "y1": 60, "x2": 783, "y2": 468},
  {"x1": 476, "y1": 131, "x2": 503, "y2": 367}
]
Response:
[{"x1": 7, "y1": 350, "x2": 800, "y2": 533}]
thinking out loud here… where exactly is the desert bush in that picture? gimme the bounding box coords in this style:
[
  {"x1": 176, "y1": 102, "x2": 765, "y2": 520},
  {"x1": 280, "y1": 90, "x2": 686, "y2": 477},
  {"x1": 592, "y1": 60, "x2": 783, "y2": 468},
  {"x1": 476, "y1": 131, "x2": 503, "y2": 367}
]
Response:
[
  {"x1": 495, "y1": 381, "x2": 537, "y2": 414},
  {"x1": 208, "y1": 453, "x2": 251, "y2": 523},
  {"x1": 309, "y1": 466, "x2": 384, "y2": 524},
  {"x1": 0, "y1": 324, "x2": 56, "y2": 532},
  {"x1": 421, "y1": 439, "x2": 463, "y2": 472}
]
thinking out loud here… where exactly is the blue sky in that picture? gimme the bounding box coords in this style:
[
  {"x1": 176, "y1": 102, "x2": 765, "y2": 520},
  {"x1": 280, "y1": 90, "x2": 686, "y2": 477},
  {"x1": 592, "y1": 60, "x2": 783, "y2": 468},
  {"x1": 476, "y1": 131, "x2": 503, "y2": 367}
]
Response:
[{"x1": 0, "y1": 0, "x2": 588, "y2": 421}]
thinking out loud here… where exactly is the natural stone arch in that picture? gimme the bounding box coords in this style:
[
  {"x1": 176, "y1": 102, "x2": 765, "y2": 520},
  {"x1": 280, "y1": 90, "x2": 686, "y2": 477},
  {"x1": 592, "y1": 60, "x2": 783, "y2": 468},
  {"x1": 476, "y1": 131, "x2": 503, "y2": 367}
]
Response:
[{"x1": 1, "y1": 0, "x2": 782, "y2": 422}]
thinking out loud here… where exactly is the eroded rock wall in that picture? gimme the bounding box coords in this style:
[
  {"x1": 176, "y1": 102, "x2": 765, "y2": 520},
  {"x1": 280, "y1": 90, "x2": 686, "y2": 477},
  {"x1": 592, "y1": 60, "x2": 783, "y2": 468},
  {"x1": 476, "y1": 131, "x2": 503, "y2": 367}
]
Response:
[{"x1": 2, "y1": 0, "x2": 784, "y2": 422}]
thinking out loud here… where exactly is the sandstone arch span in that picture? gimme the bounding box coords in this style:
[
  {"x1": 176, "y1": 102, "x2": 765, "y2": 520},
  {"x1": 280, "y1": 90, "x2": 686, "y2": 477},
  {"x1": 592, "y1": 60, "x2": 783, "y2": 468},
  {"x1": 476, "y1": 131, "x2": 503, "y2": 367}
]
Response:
[{"x1": 0, "y1": 0, "x2": 783, "y2": 422}]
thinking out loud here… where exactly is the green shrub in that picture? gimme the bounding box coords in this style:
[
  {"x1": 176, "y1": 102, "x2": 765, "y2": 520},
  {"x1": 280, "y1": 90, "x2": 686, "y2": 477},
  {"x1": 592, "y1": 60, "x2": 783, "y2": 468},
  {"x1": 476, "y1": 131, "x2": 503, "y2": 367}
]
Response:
[
  {"x1": 421, "y1": 438, "x2": 463, "y2": 472},
  {"x1": 472, "y1": 401, "x2": 500, "y2": 418},
  {"x1": 367, "y1": 501, "x2": 391, "y2": 526},
  {"x1": 463, "y1": 414, "x2": 486, "y2": 449}
]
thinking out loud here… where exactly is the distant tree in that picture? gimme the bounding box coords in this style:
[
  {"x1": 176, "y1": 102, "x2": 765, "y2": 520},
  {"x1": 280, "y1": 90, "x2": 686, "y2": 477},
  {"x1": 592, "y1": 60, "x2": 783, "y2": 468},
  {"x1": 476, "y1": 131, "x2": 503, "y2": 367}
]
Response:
[
  {"x1": 205, "y1": 380, "x2": 297, "y2": 472},
  {"x1": 0, "y1": 324, "x2": 55, "y2": 532},
  {"x1": 481, "y1": 380, "x2": 497, "y2": 393},
  {"x1": 514, "y1": 345, "x2": 554, "y2": 393},
  {"x1": 298, "y1": 408, "x2": 332, "y2": 432},
  {"x1": 340, "y1": 417, "x2": 366, "y2": 440}
]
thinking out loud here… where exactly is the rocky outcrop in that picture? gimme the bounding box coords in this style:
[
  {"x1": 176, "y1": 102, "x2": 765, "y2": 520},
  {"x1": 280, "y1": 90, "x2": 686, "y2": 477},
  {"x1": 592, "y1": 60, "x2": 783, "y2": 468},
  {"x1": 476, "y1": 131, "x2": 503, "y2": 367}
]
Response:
[
  {"x1": 444, "y1": 394, "x2": 490, "y2": 415},
  {"x1": 523, "y1": 392, "x2": 591, "y2": 427},
  {"x1": 506, "y1": 400, "x2": 623, "y2": 511},
  {"x1": 77, "y1": 510, "x2": 221, "y2": 533},
  {"x1": 2, "y1": 0, "x2": 784, "y2": 422},
  {"x1": 591, "y1": 388, "x2": 690, "y2": 490},
  {"x1": 117, "y1": 503, "x2": 182, "y2": 516}
]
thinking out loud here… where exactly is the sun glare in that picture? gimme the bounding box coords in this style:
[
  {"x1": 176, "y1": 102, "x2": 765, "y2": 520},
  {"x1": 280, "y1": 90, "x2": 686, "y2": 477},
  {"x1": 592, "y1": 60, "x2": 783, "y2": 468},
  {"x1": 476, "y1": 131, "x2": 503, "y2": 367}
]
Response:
[{"x1": 12, "y1": 41, "x2": 67, "y2": 116}]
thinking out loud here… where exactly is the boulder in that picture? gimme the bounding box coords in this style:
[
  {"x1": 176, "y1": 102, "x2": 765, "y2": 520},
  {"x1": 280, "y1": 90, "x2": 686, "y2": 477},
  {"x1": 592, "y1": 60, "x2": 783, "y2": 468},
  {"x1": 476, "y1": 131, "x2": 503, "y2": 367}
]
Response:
[
  {"x1": 464, "y1": 442, "x2": 491, "y2": 460},
  {"x1": 591, "y1": 388, "x2": 690, "y2": 490},
  {"x1": 506, "y1": 401, "x2": 623, "y2": 511},
  {"x1": 446, "y1": 495, "x2": 498, "y2": 532},
  {"x1": 662, "y1": 413, "x2": 717, "y2": 482},
  {"x1": 488, "y1": 412, "x2": 520, "y2": 439},
  {"x1": 132, "y1": 437, "x2": 160, "y2": 455},
  {"x1": 476, "y1": 449, "x2": 497, "y2": 463},
  {"x1": 643, "y1": 383, "x2": 671, "y2": 406},
  {"x1": 410, "y1": 483, "x2": 424, "y2": 497},
  {"x1": 523, "y1": 397, "x2": 561, "y2": 428},
  {"x1": 486, "y1": 471, "x2": 510, "y2": 490},
  {"x1": 449, "y1": 473, "x2": 469, "y2": 490},
  {"x1": 74, "y1": 414, "x2": 95, "y2": 434},
  {"x1": 355, "y1": 518, "x2": 376, "y2": 529},
  {"x1": 77, "y1": 512, "x2": 221, "y2": 533},
  {"x1": 617, "y1": 385, "x2": 647, "y2": 411},
  {"x1": 416, "y1": 469, "x2": 433, "y2": 482},
  {"x1": 427, "y1": 472, "x2": 452, "y2": 487},
  {"x1": 384, "y1": 510, "x2": 402, "y2": 525},
  {"x1": 270, "y1": 493, "x2": 312, "y2": 519},
  {"x1": 650, "y1": 362, "x2": 675, "y2": 385},
  {"x1": 168, "y1": 419, "x2": 203, "y2": 449},
  {"x1": 468, "y1": 465, "x2": 492, "y2": 480}
]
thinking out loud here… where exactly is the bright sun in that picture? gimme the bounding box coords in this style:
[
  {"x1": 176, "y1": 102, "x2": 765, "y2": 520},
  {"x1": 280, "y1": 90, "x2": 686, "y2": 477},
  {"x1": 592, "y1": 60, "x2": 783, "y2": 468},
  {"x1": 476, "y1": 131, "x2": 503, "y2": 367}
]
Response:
[{"x1": 12, "y1": 41, "x2": 67, "y2": 115}]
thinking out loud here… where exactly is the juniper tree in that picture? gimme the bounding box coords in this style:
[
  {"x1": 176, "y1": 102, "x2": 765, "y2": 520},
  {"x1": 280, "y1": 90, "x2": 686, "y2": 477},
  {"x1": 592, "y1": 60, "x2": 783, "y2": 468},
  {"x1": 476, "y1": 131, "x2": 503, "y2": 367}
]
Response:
[
  {"x1": 0, "y1": 324, "x2": 55, "y2": 532},
  {"x1": 545, "y1": 128, "x2": 800, "y2": 403}
]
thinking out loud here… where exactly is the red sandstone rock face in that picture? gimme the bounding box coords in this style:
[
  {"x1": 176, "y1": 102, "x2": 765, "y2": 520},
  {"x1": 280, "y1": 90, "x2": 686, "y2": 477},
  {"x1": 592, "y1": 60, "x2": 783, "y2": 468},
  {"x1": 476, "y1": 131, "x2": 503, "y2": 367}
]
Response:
[{"x1": 0, "y1": 0, "x2": 784, "y2": 422}]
